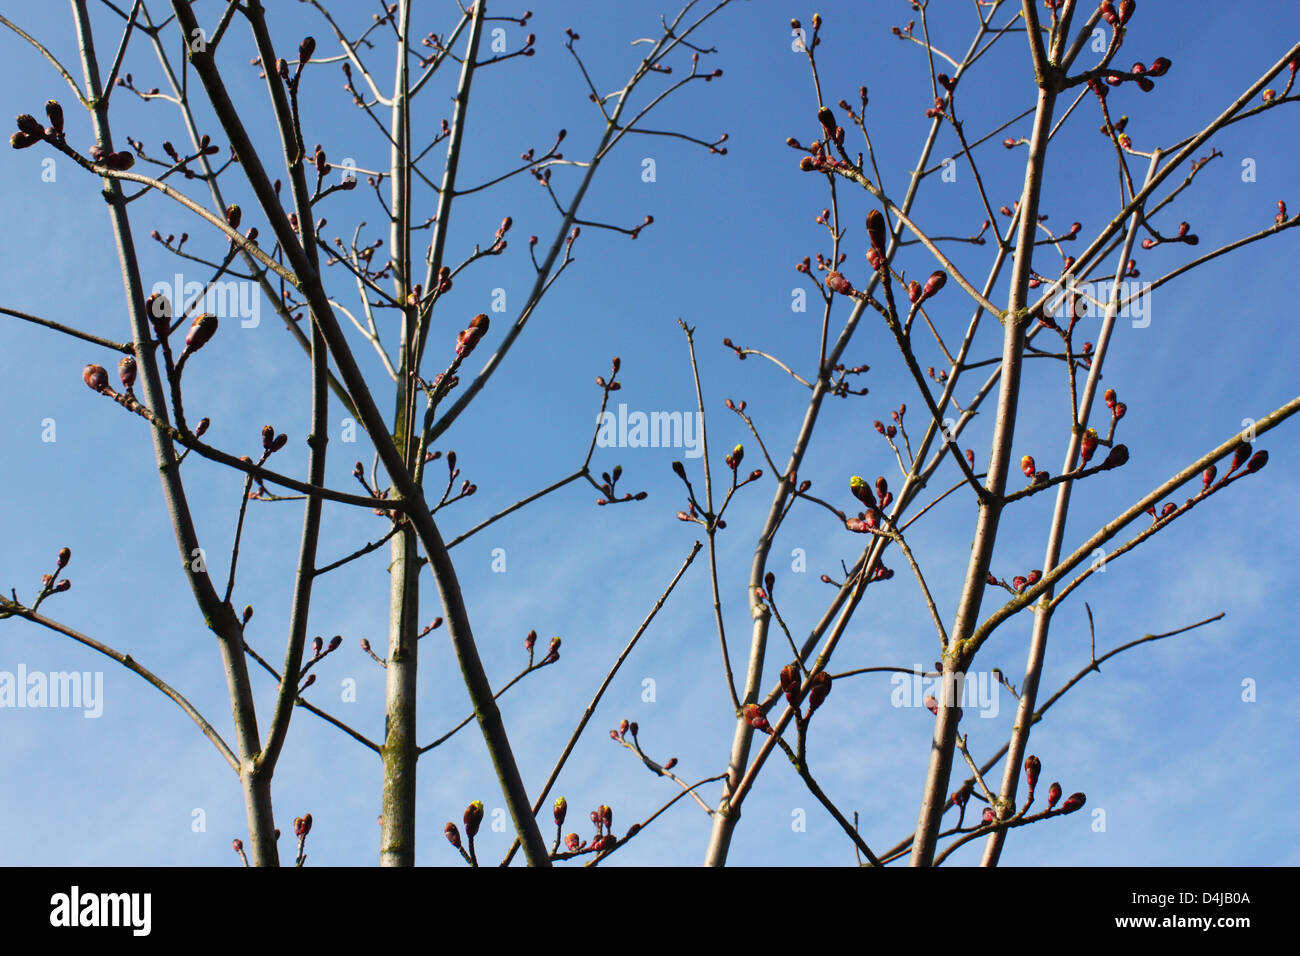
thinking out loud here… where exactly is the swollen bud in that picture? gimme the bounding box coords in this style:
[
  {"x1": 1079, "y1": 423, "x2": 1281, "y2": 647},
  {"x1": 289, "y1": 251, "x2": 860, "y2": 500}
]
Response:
[
  {"x1": 184, "y1": 313, "x2": 219, "y2": 355},
  {"x1": 825, "y1": 270, "x2": 854, "y2": 295},
  {"x1": 780, "y1": 663, "x2": 802, "y2": 707},
  {"x1": 921, "y1": 270, "x2": 947, "y2": 300},
  {"x1": 1060, "y1": 792, "x2": 1087, "y2": 814},
  {"x1": 146, "y1": 293, "x2": 172, "y2": 340},
  {"x1": 1024, "y1": 755, "x2": 1041, "y2": 791},
  {"x1": 807, "y1": 671, "x2": 832, "y2": 713},
  {"x1": 849, "y1": 475, "x2": 876, "y2": 508},
  {"x1": 1101, "y1": 444, "x2": 1128, "y2": 470},
  {"x1": 1246, "y1": 450, "x2": 1268, "y2": 473},
  {"x1": 444, "y1": 822, "x2": 461, "y2": 849},
  {"x1": 1047, "y1": 782, "x2": 1062, "y2": 808},
  {"x1": 463, "y1": 800, "x2": 485, "y2": 838},
  {"x1": 15, "y1": 114, "x2": 43, "y2": 137},
  {"x1": 44, "y1": 100, "x2": 64, "y2": 135},
  {"x1": 817, "y1": 106, "x2": 837, "y2": 139},
  {"x1": 553, "y1": 796, "x2": 567, "y2": 827},
  {"x1": 743, "y1": 703, "x2": 772, "y2": 735},
  {"x1": 298, "y1": 36, "x2": 316, "y2": 64},
  {"x1": 83, "y1": 364, "x2": 110, "y2": 393},
  {"x1": 1079, "y1": 428, "x2": 1099, "y2": 464},
  {"x1": 865, "y1": 208, "x2": 887, "y2": 257},
  {"x1": 118, "y1": 356, "x2": 137, "y2": 389}
]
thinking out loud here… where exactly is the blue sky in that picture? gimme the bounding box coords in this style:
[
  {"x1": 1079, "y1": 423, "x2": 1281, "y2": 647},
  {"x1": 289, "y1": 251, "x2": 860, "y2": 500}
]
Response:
[{"x1": 1, "y1": 0, "x2": 1297, "y2": 867}]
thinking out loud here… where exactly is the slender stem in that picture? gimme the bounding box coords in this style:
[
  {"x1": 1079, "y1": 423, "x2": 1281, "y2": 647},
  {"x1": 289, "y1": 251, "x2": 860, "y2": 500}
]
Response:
[
  {"x1": 910, "y1": 19, "x2": 1059, "y2": 864},
  {"x1": 979, "y1": 150, "x2": 1159, "y2": 867},
  {"x1": 172, "y1": 0, "x2": 551, "y2": 865},
  {"x1": 73, "y1": 0, "x2": 275, "y2": 865},
  {"x1": 501, "y1": 542, "x2": 702, "y2": 866},
  {"x1": 6, "y1": 604, "x2": 237, "y2": 772}
]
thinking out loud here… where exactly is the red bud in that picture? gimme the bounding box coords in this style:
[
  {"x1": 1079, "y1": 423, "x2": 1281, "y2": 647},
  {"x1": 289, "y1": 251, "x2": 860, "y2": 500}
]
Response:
[
  {"x1": 184, "y1": 313, "x2": 219, "y2": 355},
  {"x1": 743, "y1": 703, "x2": 772, "y2": 735},
  {"x1": 444, "y1": 822, "x2": 461, "y2": 848},
  {"x1": 44, "y1": 100, "x2": 64, "y2": 134},
  {"x1": 807, "y1": 671, "x2": 832, "y2": 713},
  {"x1": 1230, "y1": 442, "x2": 1251, "y2": 472},
  {"x1": 1101, "y1": 444, "x2": 1128, "y2": 469},
  {"x1": 463, "y1": 800, "x2": 484, "y2": 838},
  {"x1": 921, "y1": 270, "x2": 947, "y2": 300},
  {"x1": 866, "y1": 208, "x2": 887, "y2": 257},
  {"x1": 118, "y1": 356, "x2": 137, "y2": 389},
  {"x1": 1060, "y1": 792, "x2": 1087, "y2": 813},
  {"x1": 83, "y1": 364, "x2": 110, "y2": 393},
  {"x1": 780, "y1": 664, "x2": 802, "y2": 706},
  {"x1": 849, "y1": 475, "x2": 876, "y2": 508},
  {"x1": 825, "y1": 270, "x2": 854, "y2": 295},
  {"x1": 16, "y1": 114, "x2": 44, "y2": 139}
]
